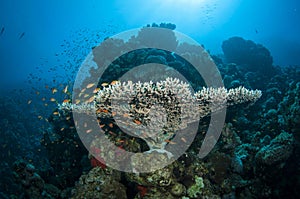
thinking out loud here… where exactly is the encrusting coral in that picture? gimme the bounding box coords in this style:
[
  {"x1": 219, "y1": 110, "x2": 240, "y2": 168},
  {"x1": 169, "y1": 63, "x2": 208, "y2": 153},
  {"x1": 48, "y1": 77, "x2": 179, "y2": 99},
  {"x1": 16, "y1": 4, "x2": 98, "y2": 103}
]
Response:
[{"x1": 59, "y1": 77, "x2": 261, "y2": 154}]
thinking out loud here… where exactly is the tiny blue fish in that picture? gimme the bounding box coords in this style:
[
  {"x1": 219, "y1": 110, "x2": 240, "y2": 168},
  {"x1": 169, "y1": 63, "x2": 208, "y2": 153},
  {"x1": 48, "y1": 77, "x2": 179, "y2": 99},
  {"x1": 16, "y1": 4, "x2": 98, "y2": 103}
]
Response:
[
  {"x1": 0, "y1": 27, "x2": 4, "y2": 36},
  {"x1": 19, "y1": 32, "x2": 25, "y2": 40}
]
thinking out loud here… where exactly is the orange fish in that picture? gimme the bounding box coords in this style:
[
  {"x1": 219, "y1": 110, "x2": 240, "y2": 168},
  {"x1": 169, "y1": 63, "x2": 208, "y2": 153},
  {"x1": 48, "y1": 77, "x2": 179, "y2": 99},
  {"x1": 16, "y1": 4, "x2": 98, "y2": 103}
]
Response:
[
  {"x1": 123, "y1": 113, "x2": 129, "y2": 118},
  {"x1": 93, "y1": 88, "x2": 100, "y2": 94},
  {"x1": 86, "y1": 83, "x2": 95, "y2": 89},
  {"x1": 133, "y1": 120, "x2": 142, "y2": 125},
  {"x1": 63, "y1": 99, "x2": 70, "y2": 103},
  {"x1": 97, "y1": 109, "x2": 109, "y2": 113},
  {"x1": 165, "y1": 139, "x2": 176, "y2": 145},
  {"x1": 108, "y1": 131, "x2": 116, "y2": 136},
  {"x1": 108, "y1": 123, "x2": 114, "y2": 128},
  {"x1": 110, "y1": 80, "x2": 119, "y2": 85}
]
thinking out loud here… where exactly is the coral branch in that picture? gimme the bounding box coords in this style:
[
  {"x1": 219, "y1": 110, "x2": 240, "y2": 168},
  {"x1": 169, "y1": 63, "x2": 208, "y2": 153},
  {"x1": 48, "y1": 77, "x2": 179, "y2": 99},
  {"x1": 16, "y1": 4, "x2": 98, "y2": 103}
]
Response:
[{"x1": 59, "y1": 77, "x2": 261, "y2": 150}]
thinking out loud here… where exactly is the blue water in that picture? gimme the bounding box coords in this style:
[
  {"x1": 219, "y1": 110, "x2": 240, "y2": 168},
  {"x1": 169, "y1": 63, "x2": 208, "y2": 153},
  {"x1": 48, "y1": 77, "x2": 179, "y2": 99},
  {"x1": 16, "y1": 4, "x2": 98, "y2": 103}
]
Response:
[
  {"x1": 0, "y1": 1, "x2": 299, "y2": 198},
  {"x1": 1, "y1": 0, "x2": 300, "y2": 90}
]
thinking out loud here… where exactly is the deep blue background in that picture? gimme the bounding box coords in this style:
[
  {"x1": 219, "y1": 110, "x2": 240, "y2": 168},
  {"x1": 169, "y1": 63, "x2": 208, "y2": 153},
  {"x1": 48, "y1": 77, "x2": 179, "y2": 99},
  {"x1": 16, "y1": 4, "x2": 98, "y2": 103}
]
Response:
[{"x1": 1, "y1": 0, "x2": 299, "y2": 91}]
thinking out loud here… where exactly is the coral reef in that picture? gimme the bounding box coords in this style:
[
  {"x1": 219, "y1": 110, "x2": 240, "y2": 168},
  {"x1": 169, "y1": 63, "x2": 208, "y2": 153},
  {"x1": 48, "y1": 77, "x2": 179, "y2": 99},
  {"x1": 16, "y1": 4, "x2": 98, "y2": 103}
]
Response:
[
  {"x1": 41, "y1": 108, "x2": 89, "y2": 189},
  {"x1": 71, "y1": 167, "x2": 127, "y2": 199},
  {"x1": 255, "y1": 131, "x2": 294, "y2": 167},
  {"x1": 59, "y1": 78, "x2": 261, "y2": 154},
  {"x1": 222, "y1": 36, "x2": 274, "y2": 75},
  {"x1": 12, "y1": 160, "x2": 62, "y2": 199},
  {"x1": 187, "y1": 175, "x2": 204, "y2": 198},
  {"x1": 2, "y1": 25, "x2": 299, "y2": 199}
]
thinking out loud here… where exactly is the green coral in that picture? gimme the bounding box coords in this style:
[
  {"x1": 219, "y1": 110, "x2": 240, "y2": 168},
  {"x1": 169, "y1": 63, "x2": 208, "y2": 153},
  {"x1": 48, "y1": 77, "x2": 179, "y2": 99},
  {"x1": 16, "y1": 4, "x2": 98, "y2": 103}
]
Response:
[{"x1": 187, "y1": 176, "x2": 204, "y2": 198}]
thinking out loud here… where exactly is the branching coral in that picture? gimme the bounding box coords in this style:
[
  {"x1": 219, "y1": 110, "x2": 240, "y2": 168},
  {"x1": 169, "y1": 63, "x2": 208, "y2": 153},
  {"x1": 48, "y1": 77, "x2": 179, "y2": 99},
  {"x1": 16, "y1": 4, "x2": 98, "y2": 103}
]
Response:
[{"x1": 59, "y1": 77, "x2": 261, "y2": 152}]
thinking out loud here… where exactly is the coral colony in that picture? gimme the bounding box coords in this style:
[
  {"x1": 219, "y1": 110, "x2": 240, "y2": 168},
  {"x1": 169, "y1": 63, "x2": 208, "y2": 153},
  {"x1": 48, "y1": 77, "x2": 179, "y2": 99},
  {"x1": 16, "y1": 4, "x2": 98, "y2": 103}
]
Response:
[{"x1": 59, "y1": 77, "x2": 262, "y2": 154}]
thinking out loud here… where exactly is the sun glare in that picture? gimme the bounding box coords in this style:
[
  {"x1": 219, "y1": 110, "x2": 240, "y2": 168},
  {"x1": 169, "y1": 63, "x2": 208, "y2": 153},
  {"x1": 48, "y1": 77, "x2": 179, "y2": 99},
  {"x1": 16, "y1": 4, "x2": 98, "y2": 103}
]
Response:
[{"x1": 165, "y1": 0, "x2": 205, "y2": 6}]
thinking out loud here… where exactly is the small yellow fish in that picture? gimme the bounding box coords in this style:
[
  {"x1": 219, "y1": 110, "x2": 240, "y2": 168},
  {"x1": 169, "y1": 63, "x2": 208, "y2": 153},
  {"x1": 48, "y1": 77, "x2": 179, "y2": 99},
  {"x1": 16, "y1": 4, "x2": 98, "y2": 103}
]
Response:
[
  {"x1": 86, "y1": 96, "x2": 94, "y2": 103},
  {"x1": 181, "y1": 137, "x2": 187, "y2": 143},
  {"x1": 101, "y1": 82, "x2": 109, "y2": 87},
  {"x1": 52, "y1": 88, "x2": 58, "y2": 94},
  {"x1": 75, "y1": 99, "x2": 81, "y2": 104},
  {"x1": 86, "y1": 83, "x2": 95, "y2": 89},
  {"x1": 63, "y1": 85, "x2": 68, "y2": 93},
  {"x1": 50, "y1": 98, "x2": 56, "y2": 102},
  {"x1": 86, "y1": 129, "x2": 92, "y2": 133},
  {"x1": 53, "y1": 111, "x2": 59, "y2": 115}
]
